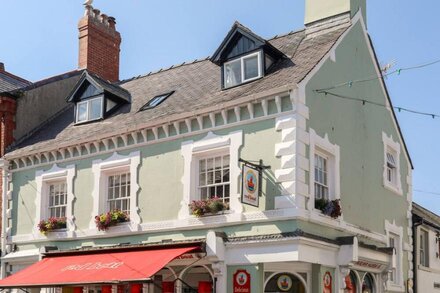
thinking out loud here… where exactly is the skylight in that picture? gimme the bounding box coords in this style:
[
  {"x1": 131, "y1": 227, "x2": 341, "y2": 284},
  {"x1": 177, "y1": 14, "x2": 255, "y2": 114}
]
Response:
[{"x1": 140, "y1": 91, "x2": 174, "y2": 111}]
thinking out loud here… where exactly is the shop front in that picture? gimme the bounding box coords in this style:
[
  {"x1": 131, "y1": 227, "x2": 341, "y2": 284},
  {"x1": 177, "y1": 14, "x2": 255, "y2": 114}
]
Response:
[{"x1": 0, "y1": 243, "x2": 218, "y2": 293}]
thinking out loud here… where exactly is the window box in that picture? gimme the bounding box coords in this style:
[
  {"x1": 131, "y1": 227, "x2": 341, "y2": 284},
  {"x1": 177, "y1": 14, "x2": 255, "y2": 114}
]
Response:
[
  {"x1": 314, "y1": 199, "x2": 342, "y2": 219},
  {"x1": 37, "y1": 217, "x2": 67, "y2": 235},
  {"x1": 189, "y1": 197, "x2": 229, "y2": 217},
  {"x1": 95, "y1": 210, "x2": 130, "y2": 231}
]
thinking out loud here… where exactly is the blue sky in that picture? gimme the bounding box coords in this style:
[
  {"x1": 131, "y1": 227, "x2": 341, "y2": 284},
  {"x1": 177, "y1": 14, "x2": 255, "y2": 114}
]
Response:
[{"x1": 1, "y1": 0, "x2": 439, "y2": 214}]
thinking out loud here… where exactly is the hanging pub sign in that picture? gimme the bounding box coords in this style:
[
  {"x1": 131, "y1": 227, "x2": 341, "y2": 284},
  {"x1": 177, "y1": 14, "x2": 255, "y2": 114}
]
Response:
[
  {"x1": 239, "y1": 158, "x2": 270, "y2": 208},
  {"x1": 233, "y1": 269, "x2": 251, "y2": 293},
  {"x1": 241, "y1": 164, "x2": 260, "y2": 207}
]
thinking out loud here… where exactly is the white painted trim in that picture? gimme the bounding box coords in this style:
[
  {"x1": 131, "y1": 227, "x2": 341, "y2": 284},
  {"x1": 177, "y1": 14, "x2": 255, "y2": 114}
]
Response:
[
  {"x1": 90, "y1": 151, "x2": 141, "y2": 231},
  {"x1": 382, "y1": 132, "x2": 403, "y2": 196},
  {"x1": 34, "y1": 164, "x2": 76, "y2": 237},
  {"x1": 308, "y1": 129, "x2": 341, "y2": 215},
  {"x1": 9, "y1": 101, "x2": 294, "y2": 173},
  {"x1": 385, "y1": 220, "x2": 405, "y2": 291},
  {"x1": 179, "y1": 131, "x2": 243, "y2": 219}
]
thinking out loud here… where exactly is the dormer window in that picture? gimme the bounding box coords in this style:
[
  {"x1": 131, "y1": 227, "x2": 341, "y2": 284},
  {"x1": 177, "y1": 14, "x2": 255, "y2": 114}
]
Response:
[
  {"x1": 66, "y1": 72, "x2": 131, "y2": 125},
  {"x1": 76, "y1": 96, "x2": 103, "y2": 123},
  {"x1": 224, "y1": 51, "x2": 262, "y2": 88},
  {"x1": 211, "y1": 22, "x2": 285, "y2": 90}
]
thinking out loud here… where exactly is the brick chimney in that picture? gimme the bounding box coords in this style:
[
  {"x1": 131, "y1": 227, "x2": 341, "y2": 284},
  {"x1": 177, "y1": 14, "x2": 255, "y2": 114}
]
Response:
[{"x1": 78, "y1": 3, "x2": 121, "y2": 82}]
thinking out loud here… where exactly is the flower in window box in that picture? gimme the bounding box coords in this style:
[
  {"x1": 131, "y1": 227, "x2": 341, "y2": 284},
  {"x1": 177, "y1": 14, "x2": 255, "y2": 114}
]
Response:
[
  {"x1": 37, "y1": 217, "x2": 67, "y2": 235},
  {"x1": 314, "y1": 199, "x2": 342, "y2": 219},
  {"x1": 189, "y1": 197, "x2": 229, "y2": 217},
  {"x1": 95, "y1": 210, "x2": 129, "y2": 231}
]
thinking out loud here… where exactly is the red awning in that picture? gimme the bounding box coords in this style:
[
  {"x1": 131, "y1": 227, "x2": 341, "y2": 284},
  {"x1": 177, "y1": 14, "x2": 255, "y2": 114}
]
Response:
[{"x1": 0, "y1": 246, "x2": 198, "y2": 288}]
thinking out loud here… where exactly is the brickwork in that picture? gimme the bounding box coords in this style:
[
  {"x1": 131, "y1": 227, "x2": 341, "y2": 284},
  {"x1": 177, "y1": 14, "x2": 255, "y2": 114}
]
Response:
[
  {"x1": 0, "y1": 95, "x2": 16, "y2": 235},
  {"x1": 78, "y1": 6, "x2": 121, "y2": 82}
]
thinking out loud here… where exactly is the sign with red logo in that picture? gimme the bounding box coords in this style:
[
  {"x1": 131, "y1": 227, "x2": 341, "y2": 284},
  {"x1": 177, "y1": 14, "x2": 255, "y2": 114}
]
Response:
[
  {"x1": 233, "y1": 269, "x2": 251, "y2": 293},
  {"x1": 323, "y1": 271, "x2": 332, "y2": 293},
  {"x1": 241, "y1": 165, "x2": 260, "y2": 207}
]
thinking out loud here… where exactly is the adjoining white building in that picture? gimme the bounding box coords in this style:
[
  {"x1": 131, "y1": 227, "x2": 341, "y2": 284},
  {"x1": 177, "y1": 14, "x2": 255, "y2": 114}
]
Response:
[{"x1": 412, "y1": 203, "x2": 440, "y2": 292}]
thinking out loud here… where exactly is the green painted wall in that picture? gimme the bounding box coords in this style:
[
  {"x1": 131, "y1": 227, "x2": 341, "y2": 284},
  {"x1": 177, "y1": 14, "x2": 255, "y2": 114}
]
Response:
[
  {"x1": 305, "y1": 20, "x2": 411, "y2": 279},
  {"x1": 10, "y1": 118, "x2": 282, "y2": 236}
]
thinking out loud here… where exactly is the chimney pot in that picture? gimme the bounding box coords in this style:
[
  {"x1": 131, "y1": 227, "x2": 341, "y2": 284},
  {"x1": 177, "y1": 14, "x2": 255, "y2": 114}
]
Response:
[
  {"x1": 92, "y1": 9, "x2": 101, "y2": 18},
  {"x1": 78, "y1": 6, "x2": 121, "y2": 82},
  {"x1": 108, "y1": 17, "x2": 116, "y2": 29},
  {"x1": 0, "y1": 63, "x2": 4, "y2": 72}
]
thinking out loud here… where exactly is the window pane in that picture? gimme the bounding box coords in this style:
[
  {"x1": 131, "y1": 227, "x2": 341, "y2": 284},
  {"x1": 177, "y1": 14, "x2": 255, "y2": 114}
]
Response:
[
  {"x1": 107, "y1": 172, "x2": 131, "y2": 214},
  {"x1": 244, "y1": 55, "x2": 259, "y2": 80},
  {"x1": 224, "y1": 59, "x2": 241, "y2": 88},
  {"x1": 90, "y1": 98, "x2": 102, "y2": 120},
  {"x1": 77, "y1": 102, "x2": 88, "y2": 122}
]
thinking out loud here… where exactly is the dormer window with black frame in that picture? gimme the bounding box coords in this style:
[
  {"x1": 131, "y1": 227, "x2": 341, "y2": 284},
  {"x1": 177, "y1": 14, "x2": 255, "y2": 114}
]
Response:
[
  {"x1": 211, "y1": 21, "x2": 284, "y2": 89},
  {"x1": 66, "y1": 72, "x2": 131, "y2": 125}
]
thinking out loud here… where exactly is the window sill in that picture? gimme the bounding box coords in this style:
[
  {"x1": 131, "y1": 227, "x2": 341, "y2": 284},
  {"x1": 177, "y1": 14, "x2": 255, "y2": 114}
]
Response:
[
  {"x1": 386, "y1": 283, "x2": 405, "y2": 292},
  {"x1": 384, "y1": 181, "x2": 403, "y2": 196},
  {"x1": 190, "y1": 210, "x2": 232, "y2": 218}
]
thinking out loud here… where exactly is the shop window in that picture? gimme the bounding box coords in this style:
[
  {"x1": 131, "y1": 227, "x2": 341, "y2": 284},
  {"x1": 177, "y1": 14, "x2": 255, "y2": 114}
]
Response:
[
  {"x1": 264, "y1": 273, "x2": 305, "y2": 293},
  {"x1": 344, "y1": 271, "x2": 358, "y2": 293},
  {"x1": 197, "y1": 154, "x2": 230, "y2": 203},
  {"x1": 91, "y1": 152, "x2": 141, "y2": 229},
  {"x1": 382, "y1": 132, "x2": 402, "y2": 195},
  {"x1": 362, "y1": 273, "x2": 375, "y2": 293},
  {"x1": 180, "y1": 266, "x2": 213, "y2": 293},
  {"x1": 309, "y1": 129, "x2": 340, "y2": 213},
  {"x1": 420, "y1": 229, "x2": 429, "y2": 267}
]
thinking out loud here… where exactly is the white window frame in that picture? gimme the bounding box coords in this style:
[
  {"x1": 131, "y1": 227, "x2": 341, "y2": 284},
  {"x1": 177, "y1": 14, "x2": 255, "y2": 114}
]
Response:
[
  {"x1": 76, "y1": 96, "x2": 103, "y2": 123},
  {"x1": 35, "y1": 164, "x2": 76, "y2": 237},
  {"x1": 196, "y1": 153, "x2": 231, "y2": 203},
  {"x1": 180, "y1": 131, "x2": 243, "y2": 219},
  {"x1": 385, "y1": 220, "x2": 404, "y2": 291},
  {"x1": 308, "y1": 129, "x2": 341, "y2": 214},
  {"x1": 223, "y1": 51, "x2": 262, "y2": 88},
  {"x1": 47, "y1": 181, "x2": 68, "y2": 218},
  {"x1": 90, "y1": 151, "x2": 141, "y2": 230},
  {"x1": 106, "y1": 171, "x2": 131, "y2": 214},
  {"x1": 419, "y1": 228, "x2": 429, "y2": 268},
  {"x1": 382, "y1": 132, "x2": 402, "y2": 195}
]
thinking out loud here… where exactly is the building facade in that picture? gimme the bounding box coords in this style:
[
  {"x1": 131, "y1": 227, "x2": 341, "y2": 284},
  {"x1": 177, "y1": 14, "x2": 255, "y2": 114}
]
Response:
[
  {"x1": 0, "y1": 0, "x2": 414, "y2": 292},
  {"x1": 412, "y1": 203, "x2": 440, "y2": 292}
]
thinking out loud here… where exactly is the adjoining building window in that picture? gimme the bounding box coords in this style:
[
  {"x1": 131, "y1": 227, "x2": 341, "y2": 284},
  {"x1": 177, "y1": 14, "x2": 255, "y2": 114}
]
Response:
[
  {"x1": 76, "y1": 96, "x2": 103, "y2": 123},
  {"x1": 382, "y1": 132, "x2": 402, "y2": 195},
  {"x1": 107, "y1": 172, "x2": 131, "y2": 214},
  {"x1": 198, "y1": 155, "x2": 230, "y2": 203},
  {"x1": 420, "y1": 229, "x2": 429, "y2": 267},
  {"x1": 314, "y1": 153, "x2": 329, "y2": 200},
  {"x1": 48, "y1": 181, "x2": 67, "y2": 218},
  {"x1": 224, "y1": 51, "x2": 262, "y2": 88}
]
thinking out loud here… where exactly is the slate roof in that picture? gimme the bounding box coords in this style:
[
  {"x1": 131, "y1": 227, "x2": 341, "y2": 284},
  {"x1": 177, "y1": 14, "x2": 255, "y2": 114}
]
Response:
[
  {"x1": 6, "y1": 26, "x2": 348, "y2": 158},
  {"x1": 0, "y1": 71, "x2": 30, "y2": 93}
]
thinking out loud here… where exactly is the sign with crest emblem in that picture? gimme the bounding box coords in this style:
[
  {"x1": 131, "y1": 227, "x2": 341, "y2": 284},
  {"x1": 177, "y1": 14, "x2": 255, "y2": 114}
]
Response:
[
  {"x1": 241, "y1": 164, "x2": 260, "y2": 207},
  {"x1": 233, "y1": 269, "x2": 251, "y2": 293}
]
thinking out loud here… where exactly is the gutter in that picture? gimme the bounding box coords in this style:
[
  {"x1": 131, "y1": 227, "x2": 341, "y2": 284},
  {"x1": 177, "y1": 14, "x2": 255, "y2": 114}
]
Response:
[
  {"x1": 0, "y1": 159, "x2": 9, "y2": 279},
  {"x1": 412, "y1": 215, "x2": 424, "y2": 293}
]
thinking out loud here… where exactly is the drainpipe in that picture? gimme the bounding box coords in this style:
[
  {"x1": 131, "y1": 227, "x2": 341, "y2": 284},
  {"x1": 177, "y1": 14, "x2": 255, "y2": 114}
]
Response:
[
  {"x1": 0, "y1": 159, "x2": 9, "y2": 279},
  {"x1": 412, "y1": 216, "x2": 423, "y2": 293}
]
